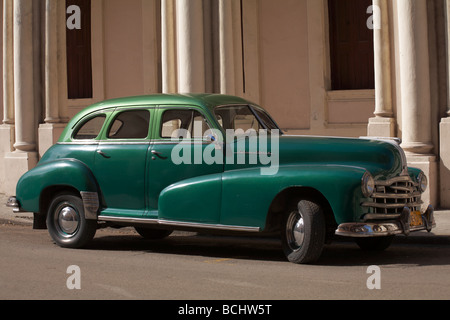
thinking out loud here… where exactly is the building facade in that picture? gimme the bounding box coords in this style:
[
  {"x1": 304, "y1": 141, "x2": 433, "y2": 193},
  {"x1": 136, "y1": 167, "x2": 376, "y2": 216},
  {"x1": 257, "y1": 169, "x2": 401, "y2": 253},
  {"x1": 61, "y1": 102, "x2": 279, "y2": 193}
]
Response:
[{"x1": 0, "y1": 0, "x2": 449, "y2": 209}]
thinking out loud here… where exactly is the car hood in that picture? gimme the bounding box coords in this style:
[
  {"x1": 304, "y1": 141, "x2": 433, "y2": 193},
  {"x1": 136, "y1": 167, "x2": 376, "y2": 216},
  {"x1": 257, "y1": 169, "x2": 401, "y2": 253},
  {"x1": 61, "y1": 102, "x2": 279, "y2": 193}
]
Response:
[{"x1": 273, "y1": 135, "x2": 406, "y2": 179}]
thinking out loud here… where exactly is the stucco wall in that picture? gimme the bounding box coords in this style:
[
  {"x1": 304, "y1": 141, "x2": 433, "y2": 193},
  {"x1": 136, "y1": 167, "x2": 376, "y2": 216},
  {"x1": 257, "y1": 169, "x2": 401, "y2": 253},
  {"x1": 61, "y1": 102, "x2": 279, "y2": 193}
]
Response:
[
  {"x1": 258, "y1": 0, "x2": 311, "y2": 130},
  {"x1": 103, "y1": 0, "x2": 145, "y2": 99}
]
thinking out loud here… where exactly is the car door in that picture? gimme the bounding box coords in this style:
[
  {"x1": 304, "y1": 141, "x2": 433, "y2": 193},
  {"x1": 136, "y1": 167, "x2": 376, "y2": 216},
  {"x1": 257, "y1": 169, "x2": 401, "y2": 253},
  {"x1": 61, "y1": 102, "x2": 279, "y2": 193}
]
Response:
[
  {"x1": 69, "y1": 111, "x2": 112, "y2": 170},
  {"x1": 146, "y1": 106, "x2": 224, "y2": 223},
  {"x1": 94, "y1": 107, "x2": 153, "y2": 218},
  {"x1": 216, "y1": 104, "x2": 280, "y2": 227}
]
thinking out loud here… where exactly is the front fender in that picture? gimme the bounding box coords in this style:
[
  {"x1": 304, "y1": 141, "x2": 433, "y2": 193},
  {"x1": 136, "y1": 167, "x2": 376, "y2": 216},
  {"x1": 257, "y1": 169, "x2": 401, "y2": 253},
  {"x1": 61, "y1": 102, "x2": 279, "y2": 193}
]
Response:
[
  {"x1": 220, "y1": 165, "x2": 368, "y2": 229},
  {"x1": 16, "y1": 159, "x2": 99, "y2": 213}
]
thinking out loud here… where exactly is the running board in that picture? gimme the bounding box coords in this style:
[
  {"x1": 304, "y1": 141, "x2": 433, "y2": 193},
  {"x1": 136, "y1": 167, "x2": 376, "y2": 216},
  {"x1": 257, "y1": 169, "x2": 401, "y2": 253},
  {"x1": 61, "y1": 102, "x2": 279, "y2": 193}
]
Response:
[{"x1": 98, "y1": 215, "x2": 261, "y2": 233}]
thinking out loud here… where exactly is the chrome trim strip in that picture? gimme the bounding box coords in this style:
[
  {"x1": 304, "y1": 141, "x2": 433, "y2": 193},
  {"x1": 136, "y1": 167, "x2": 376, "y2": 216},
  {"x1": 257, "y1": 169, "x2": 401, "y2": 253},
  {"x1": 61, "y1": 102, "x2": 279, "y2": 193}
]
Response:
[
  {"x1": 363, "y1": 213, "x2": 401, "y2": 220},
  {"x1": 58, "y1": 140, "x2": 211, "y2": 146},
  {"x1": 374, "y1": 175, "x2": 417, "y2": 186},
  {"x1": 57, "y1": 142, "x2": 99, "y2": 145},
  {"x1": 389, "y1": 186, "x2": 415, "y2": 192},
  {"x1": 99, "y1": 215, "x2": 159, "y2": 225},
  {"x1": 371, "y1": 191, "x2": 421, "y2": 199},
  {"x1": 151, "y1": 140, "x2": 212, "y2": 145},
  {"x1": 98, "y1": 142, "x2": 150, "y2": 146},
  {"x1": 361, "y1": 201, "x2": 423, "y2": 209},
  {"x1": 98, "y1": 215, "x2": 261, "y2": 232},
  {"x1": 160, "y1": 220, "x2": 261, "y2": 232}
]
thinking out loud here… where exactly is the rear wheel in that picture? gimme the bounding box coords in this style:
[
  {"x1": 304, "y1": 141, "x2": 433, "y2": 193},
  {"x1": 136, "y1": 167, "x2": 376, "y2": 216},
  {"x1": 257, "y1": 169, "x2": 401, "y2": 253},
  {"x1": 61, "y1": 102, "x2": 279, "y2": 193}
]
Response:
[
  {"x1": 46, "y1": 193, "x2": 97, "y2": 248},
  {"x1": 281, "y1": 200, "x2": 326, "y2": 264}
]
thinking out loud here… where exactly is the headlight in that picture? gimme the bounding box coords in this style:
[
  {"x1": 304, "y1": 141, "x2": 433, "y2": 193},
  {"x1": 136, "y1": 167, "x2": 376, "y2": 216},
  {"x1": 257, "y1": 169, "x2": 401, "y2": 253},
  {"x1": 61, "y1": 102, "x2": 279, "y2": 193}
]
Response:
[
  {"x1": 417, "y1": 172, "x2": 428, "y2": 193},
  {"x1": 361, "y1": 172, "x2": 375, "y2": 198}
]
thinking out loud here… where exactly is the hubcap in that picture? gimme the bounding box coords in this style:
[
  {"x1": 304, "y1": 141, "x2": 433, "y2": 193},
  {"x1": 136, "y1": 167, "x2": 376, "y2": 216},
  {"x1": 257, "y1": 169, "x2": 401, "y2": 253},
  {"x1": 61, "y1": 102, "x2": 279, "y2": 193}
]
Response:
[
  {"x1": 56, "y1": 205, "x2": 80, "y2": 236},
  {"x1": 286, "y1": 211, "x2": 305, "y2": 250}
]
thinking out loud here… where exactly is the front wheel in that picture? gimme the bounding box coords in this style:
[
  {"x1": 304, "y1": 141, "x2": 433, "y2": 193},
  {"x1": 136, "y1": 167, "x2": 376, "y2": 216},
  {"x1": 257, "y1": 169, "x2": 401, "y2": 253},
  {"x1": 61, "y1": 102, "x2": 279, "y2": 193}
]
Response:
[
  {"x1": 281, "y1": 200, "x2": 326, "y2": 264},
  {"x1": 46, "y1": 193, "x2": 97, "y2": 248}
]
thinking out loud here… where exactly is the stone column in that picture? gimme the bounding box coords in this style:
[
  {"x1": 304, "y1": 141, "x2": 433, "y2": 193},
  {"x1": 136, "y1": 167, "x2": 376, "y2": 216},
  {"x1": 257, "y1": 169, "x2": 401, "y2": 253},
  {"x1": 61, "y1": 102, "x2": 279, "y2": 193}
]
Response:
[
  {"x1": 440, "y1": 0, "x2": 450, "y2": 208},
  {"x1": 0, "y1": 0, "x2": 15, "y2": 194},
  {"x1": 2, "y1": 0, "x2": 14, "y2": 125},
  {"x1": 4, "y1": 0, "x2": 38, "y2": 195},
  {"x1": 176, "y1": 0, "x2": 205, "y2": 93},
  {"x1": 12, "y1": 0, "x2": 36, "y2": 153},
  {"x1": 44, "y1": 0, "x2": 59, "y2": 124},
  {"x1": 397, "y1": 0, "x2": 433, "y2": 154},
  {"x1": 447, "y1": 0, "x2": 450, "y2": 120},
  {"x1": 39, "y1": 0, "x2": 66, "y2": 158},
  {"x1": 396, "y1": 0, "x2": 437, "y2": 207},
  {"x1": 368, "y1": 0, "x2": 396, "y2": 137},
  {"x1": 218, "y1": 0, "x2": 235, "y2": 95},
  {"x1": 162, "y1": 0, "x2": 177, "y2": 93}
]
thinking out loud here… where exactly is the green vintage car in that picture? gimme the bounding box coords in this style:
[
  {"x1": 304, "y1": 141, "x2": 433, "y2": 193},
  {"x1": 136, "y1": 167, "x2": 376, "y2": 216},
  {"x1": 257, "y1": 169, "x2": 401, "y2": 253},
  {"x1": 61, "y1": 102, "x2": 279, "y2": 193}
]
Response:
[{"x1": 7, "y1": 94, "x2": 435, "y2": 264}]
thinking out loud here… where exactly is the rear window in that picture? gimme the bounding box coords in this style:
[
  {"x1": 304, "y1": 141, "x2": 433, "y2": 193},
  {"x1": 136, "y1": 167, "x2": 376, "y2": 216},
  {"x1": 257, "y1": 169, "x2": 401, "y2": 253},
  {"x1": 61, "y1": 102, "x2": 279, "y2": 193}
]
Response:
[
  {"x1": 73, "y1": 114, "x2": 106, "y2": 140},
  {"x1": 107, "y1": 110, "x2": 150, "y2": 140}
]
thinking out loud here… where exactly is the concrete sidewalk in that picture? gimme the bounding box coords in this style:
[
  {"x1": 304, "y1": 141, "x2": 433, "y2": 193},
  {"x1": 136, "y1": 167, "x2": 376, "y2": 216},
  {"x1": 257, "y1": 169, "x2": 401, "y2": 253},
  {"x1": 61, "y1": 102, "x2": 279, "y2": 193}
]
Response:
[
  {"x1": 0, "y1": 193, "x2": 34, "y2": 226},
  {"x1": 1, "y1": 193, "x2": 450, "y2": 238}
]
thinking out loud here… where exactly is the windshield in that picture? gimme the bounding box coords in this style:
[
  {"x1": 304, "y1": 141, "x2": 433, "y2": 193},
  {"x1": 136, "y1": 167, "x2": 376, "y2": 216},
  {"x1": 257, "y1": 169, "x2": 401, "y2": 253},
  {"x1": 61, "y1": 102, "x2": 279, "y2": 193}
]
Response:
[{"x1": 214, "y1": 105, "x2": 281, "y2": 134}]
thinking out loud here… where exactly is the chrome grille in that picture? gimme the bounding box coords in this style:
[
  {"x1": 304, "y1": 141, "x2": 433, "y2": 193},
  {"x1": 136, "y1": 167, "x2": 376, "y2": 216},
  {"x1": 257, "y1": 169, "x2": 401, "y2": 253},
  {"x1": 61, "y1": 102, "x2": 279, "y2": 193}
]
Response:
[{"x1": 362, "y1": 176, "x2": 422, "y2": 218}]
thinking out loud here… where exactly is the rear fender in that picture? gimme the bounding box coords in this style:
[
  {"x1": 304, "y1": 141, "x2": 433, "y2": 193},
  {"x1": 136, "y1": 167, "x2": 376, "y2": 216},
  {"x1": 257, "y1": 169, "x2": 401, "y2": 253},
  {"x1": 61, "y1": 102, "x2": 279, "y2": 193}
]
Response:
[{"x1": 16, "y1": 159, "x2": 99, "y2": 215}]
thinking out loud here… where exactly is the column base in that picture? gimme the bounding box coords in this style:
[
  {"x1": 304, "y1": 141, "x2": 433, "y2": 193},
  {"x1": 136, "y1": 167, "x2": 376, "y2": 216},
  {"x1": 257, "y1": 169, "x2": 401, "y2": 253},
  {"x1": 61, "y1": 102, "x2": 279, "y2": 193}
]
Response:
[
  {"x1": 0, "y1": 124, "x2": 15, "y2": 194},
  {"x1": 367, "y1": 117, "x2": 396, "y2": 138},
  {"x1": 405, "y1": 153, "x2": 438, "y2": 211},
  {"x1": 3, "y1": 151, "x2": 38, "y2": 196},
  {"x1": 0, "y1": 124, "x2": 15, "y2": 152},
  {"x1": 440, "y1": 118, "x2": 450, "y2": 208},
  {"x1": 38, "y1": 123, "x2": 66, "y2": 157},
  {"x1": 402, "y1": 141, "x2": 434, "y2": 155}
]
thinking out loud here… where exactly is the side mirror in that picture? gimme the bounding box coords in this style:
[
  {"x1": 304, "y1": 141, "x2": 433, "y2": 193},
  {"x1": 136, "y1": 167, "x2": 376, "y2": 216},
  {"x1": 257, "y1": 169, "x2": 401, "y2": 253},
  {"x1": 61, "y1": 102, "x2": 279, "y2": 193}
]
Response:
[{"x1": 206, "y1": 134, "x2": 216, "y2": 142}]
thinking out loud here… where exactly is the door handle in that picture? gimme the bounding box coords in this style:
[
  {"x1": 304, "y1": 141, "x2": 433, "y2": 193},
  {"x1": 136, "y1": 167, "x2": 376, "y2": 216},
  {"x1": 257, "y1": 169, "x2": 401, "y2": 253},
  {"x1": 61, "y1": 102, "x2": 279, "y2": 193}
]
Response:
[
  {"x1": 97, "y1": 150, "x2": 111, "y2": 159},
  {"x1": 151, "y1": 150, "x2": 167, "y2": 160}
]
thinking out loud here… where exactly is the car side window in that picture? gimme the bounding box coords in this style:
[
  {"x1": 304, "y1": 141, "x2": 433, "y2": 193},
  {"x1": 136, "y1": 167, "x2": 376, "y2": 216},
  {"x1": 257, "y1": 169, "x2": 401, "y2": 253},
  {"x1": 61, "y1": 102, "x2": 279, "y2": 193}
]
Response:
[
  {"x1": 160, "y1": 109, "x2": 211, "y2": 139},
  {"x1": 73, "y1": 114, "x2": 106, "y2": 140},
  {"x1": 107, "y1": 110, "x2": 150, "y2": 139},
  {"x1": 215, "y1": 106, "x2": 261, "y2": 132}
]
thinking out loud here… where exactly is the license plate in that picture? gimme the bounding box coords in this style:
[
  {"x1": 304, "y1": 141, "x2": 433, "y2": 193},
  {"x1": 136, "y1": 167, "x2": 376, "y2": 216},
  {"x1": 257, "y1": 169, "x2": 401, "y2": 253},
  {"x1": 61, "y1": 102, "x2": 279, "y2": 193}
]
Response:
[{"x1": 410, "y1": 210, "x2": 424, "y2": 227}]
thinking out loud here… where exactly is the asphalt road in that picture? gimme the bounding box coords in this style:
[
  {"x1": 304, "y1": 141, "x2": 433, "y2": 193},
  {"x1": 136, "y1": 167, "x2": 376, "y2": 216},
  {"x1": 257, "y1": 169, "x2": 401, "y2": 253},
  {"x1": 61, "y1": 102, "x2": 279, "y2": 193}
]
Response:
[{"x1": 1, "y1": 223, "x2": 450, "y2": 301}]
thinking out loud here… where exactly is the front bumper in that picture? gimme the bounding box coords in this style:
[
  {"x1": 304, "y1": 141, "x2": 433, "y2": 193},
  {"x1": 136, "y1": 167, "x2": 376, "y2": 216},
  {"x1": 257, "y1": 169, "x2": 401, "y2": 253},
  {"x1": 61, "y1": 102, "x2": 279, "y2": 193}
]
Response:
[{"x1": 336, "y1": 205, "x2": 435, "y2": 237}]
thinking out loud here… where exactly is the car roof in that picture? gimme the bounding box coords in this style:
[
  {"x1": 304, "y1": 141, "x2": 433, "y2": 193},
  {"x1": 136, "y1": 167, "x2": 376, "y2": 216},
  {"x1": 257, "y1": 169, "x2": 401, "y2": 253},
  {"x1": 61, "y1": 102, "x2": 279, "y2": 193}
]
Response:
[
  {"x1": 82, "y1": 93, "x2": 254, "y2": 115},
  {"x1": 59, "y1": 94, "x2": 257, "y2": 142}
]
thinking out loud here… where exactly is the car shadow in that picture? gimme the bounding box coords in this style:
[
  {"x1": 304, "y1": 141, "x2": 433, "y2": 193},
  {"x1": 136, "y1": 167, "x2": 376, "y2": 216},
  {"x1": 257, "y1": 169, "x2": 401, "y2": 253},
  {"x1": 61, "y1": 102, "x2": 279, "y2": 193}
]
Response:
[
  {"x1": 318, "y1": 236, "x2": 450, "y2": 267},
  {"x1": 88, "y1": 230, "x2": 287, "y2": 262},
  {"x1": 87, "y1": 229, "x2": 450, "y2": 267}
]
